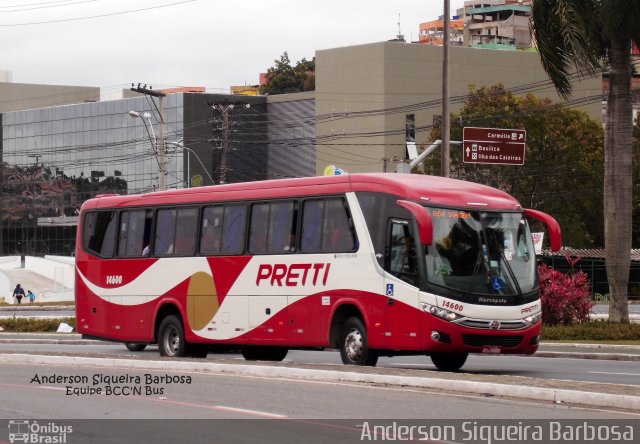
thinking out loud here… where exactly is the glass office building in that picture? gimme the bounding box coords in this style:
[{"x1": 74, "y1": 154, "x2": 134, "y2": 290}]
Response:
[{"x1": 0, "y1": 92, "x2": 269, "y2": 256}]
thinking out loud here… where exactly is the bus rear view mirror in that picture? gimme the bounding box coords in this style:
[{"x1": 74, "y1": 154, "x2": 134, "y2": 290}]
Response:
[
  {"x1": 396, "y1": 200, "x2": 433, "y2": 246},
  {"x1": 524, "y1": 208, "x2": 562, "y2": 252}
]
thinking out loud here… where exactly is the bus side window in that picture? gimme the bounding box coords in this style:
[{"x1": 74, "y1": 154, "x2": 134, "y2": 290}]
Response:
[
  {"x1": 84, "y1": 211, "x2": 118, "y2": 257},
  {"x1": 324, "y1": 199, "x2": 356, "y2": 252},
  {"x1": 117, "y1": 210, "x2": 147, "y2": 257},
  {"x1": 300, "y1": 200, "x2": 322, "y2": 251},
  {"x1": 221, "y1": 205, "x2": 246, "y2": 254},
  {"x1": 200, "y1": 206, "x2": 223, "y2": 255},
  {"x1": 174, "y1": 207, "x2": 198, "y2": 255},
  {"x1": 249, "y1": 201, "x2": 295, "y2": 254},
  {"x1": 249, "y1": 204, "x2": 270, "y2": 253},
  {"x1": 268, "y1": 201, "x2": 295, "y2": 253},
  {"x1": 300, "y1": 198, "x2": 356, "y2": 253},
  {"x1": 154, "y1": 209, "x2": 176, "y2": 255}
]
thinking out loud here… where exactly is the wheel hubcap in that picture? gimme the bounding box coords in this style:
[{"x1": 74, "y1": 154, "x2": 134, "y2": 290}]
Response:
[
  {"x1": 344, "y1": 329, "x2": 363, "y2": 362},
  {"x1": 165, "y1": 326, "x2": 179, "y2": 356}
]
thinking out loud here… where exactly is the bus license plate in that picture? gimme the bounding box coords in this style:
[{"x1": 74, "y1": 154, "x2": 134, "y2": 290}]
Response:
[{"x1": 482, "y1": 346, "x2": 502, "y2": 354}]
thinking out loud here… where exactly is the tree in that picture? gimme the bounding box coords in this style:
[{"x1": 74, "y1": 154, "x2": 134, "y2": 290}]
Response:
[
  {"x1": 632, "y1": 119, "x2": 640, "y2": 248},
  {"x1": 260, "y1": 52, "x2": 315, "y2": 95},
  {"x1": 425, "y1": 84, "x2": 605, "y2": 248},
  {"x1": 530, "y1": 0, "x2": 639, "y2": 323}
]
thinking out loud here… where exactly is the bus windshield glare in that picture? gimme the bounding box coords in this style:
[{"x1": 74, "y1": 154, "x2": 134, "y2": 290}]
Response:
[{"x1": 425, "y1": 208, "x2": 536, "y2": 297}]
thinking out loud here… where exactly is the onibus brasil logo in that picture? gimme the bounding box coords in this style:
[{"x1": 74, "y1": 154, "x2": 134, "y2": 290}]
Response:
[{"x1": 8, "y1": 420, "x2": 72, "y2": 443}]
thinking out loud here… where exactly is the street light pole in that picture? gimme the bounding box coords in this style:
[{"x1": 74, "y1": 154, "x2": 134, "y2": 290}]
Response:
[
  {"x1": 129, "y1": 110, "x2": 165, "y2": 189},
  {"x1": 130, "y1": 84, "x2": 167, "y2": 190},
  {"x1": 166, "y1": 141, "x2": 215, "y2": 186},
  {"x1": 441, "y1": 0, "x2": 451, "y2": 178},
  {"x1": 157, "y1": 95, "x2": 167, "y2": 191}
]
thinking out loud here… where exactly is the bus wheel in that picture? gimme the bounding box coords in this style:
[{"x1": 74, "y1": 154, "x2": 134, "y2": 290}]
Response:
[
  {"x1": 241, "y1": 346, "x2": 288, "y2": 361},
  {"x1": 339, "y1": 317, "x2": 378, "y2": 366},
  {"x1": 125, "y1": 343, "x2": 147, "y2": 352},
  {"x1": 158, "y1": 315, "x2": 187, "y2": 357},
  {"x1": 430, "y1": 352, "x2": 468, "y2": 372}
]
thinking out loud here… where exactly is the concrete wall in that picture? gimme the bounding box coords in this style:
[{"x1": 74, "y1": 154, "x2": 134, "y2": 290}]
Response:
[
  {"x1": 28, "y1": 255, "x2": 75, "y2": 289},
  {"x1": 0, "y1": 82, "x2": 99, "y2": 113},
  {"x1": 314, "y1": 42, "x2": 602, "y2": 175}
]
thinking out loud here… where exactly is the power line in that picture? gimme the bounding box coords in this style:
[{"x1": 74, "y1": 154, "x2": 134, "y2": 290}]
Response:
[
  {"x1": 0, "y1": 0, "x2": 196, "y2": 26},
  {"x1": 0, "y1": 0, "x2": 100, "y2": 13}
]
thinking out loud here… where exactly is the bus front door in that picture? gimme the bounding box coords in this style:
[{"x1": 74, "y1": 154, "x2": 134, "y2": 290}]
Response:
[{"x1": 384, "y1": 219, "x2": 420, "y2": 350}]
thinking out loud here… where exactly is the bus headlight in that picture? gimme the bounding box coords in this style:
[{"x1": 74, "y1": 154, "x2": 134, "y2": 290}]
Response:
[
  {"x1": 420, "y1": 302, "x2": 461, "y2": 322},
  {"x1": 523, "y1": 312, "x2": 542, "y2": 325}
]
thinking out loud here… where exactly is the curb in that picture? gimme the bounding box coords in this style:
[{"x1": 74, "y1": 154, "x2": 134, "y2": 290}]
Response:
[
  {"x1": 2, "y1": 353, "x2": 639, "y2": 412},
  {"x1": 535, "y1": 351, "x2": 640, "y2": 361}
]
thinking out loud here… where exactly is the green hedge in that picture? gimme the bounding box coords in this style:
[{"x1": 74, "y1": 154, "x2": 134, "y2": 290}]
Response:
[
  {"x1": 542, "y1": 321, "x2": 640, "y2": 342},
  {"x1": 0, "y1": 317, "x2": 76, "y2": 332}
]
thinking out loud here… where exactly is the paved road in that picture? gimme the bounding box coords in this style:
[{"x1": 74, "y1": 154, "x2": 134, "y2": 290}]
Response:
[
  {"x1": 1, "y1": 338, "x2": 639, "y2": 387},
  {"x1": 2, "y1": 359, "x2": 637, "y2": 443}
]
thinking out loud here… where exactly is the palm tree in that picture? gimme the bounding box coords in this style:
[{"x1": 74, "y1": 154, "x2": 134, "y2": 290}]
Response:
[{"x1": 530, "y1": 0, "x2": 637, "y2": 323}]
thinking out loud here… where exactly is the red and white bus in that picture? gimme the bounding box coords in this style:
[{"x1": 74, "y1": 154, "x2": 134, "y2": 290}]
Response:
[{"x1": 75, "y1": 173, "x2": 561, "y2": 371}]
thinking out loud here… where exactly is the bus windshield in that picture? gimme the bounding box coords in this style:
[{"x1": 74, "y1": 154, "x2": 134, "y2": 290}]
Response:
[{"x1": 425, "y1": 208, "x2": 536, "y2": 297}]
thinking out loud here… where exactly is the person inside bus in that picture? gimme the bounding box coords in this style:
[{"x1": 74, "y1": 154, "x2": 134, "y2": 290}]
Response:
[
  {"x1": 435, "y1": 220, "x2": 479, "y2": 276},
  {"x1": 142, "y1": 244, "x2": 151, "y2": 257}
]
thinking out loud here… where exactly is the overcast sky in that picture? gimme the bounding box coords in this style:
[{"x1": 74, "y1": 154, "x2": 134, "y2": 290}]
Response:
[{"x1": 0, "y1": 0, "x2": 465, "y2": 96}]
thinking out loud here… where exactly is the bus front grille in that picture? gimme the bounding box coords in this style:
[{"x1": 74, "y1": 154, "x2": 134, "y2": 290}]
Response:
[{"x1": 455, "y1": 318, "x2": 529, "y2": 330}]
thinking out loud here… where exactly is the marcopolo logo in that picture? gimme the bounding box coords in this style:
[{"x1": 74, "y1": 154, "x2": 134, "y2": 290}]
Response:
[{"x1": 8, "y1": 420, "x2": 72, "y2": 443}]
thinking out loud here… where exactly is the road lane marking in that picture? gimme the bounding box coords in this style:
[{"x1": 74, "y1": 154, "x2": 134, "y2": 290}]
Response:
[
  {"x1": 212, "y1": 405, "x2": 287, "y2": 418},
  {"x1": 589, "y1": 371, "x2": 640, "y2": 376},
  {"x1": 39, "y1": 385, "x2": 66, "y2": 391}
]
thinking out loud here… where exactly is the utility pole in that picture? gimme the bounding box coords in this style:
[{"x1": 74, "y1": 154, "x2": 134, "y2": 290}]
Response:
[
  {"x1": 209, "y1": 101, "x2": 250, "y2": 184},
  {"x1": 131, "y1": 84, "x2": 167, "y2": 190},
  {"x1": 441, "y1": 0, "x2": 451, "y2": 178}
]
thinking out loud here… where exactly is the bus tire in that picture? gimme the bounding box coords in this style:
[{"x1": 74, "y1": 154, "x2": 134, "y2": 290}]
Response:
[
  {"x1": 430, "y1": 352, "x2": 468, "y2": 372},
  {"x1": 241, "y1": 346, "x2": 288, "y2": 361},
  {"x1": 124, "y1": 343, "x2": 147, "y2": 352},
  {"x1": 339, "y1": 317, "x2": 378, "y2": 366},
  {"x1": 158, "y1": 315, "x2": 187, "y2": 357}
]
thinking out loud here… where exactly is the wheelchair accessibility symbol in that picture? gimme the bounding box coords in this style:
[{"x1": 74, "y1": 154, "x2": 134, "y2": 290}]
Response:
[{"x1": 386, "y1": 284, "x2": 394, "y2": 296}]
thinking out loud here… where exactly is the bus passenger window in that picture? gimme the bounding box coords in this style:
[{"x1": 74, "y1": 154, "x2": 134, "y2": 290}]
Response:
[
  {"x1": 117, "y1": 210, "x2": 148, "y2": 257},
  {"x1": 174, "y1": 207, "x2": 198, "y2": 255},
  {"x1": 300, "y1": 200, "x2": 322, "y2": 251},
  {"x1": 200, "y1": 206, "x2": 223, "y2": 255},
  {"x1": 300, "y1": 198, "x2": 356, "y2": 253},
  {"x1": 324, "y1": 199, "x2": 356, "y2": 252},
  {"x1": 249, "y1": 201, "x2": 295, "y2": 254},
  {"x1": 84, "y1": 211, "x2": 117, "y2": 257},
  {"x1": 154, "y1": 209, "x2": 176, "y2": 255},
  {"x1": 249, "y1": 204, "x2": 269, "y2": 253},
  {"x1": 221, "y1": 205, "x2": 246, "y2": 254}
]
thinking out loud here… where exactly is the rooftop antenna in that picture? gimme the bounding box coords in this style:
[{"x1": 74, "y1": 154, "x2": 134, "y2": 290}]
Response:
[{"x1": 396, "y1": 13, "x2": 405, "y2": 42}]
